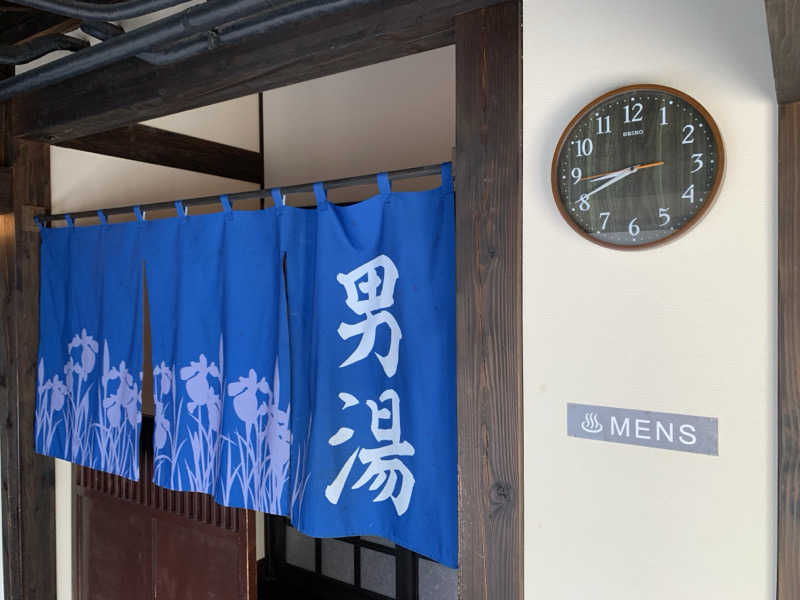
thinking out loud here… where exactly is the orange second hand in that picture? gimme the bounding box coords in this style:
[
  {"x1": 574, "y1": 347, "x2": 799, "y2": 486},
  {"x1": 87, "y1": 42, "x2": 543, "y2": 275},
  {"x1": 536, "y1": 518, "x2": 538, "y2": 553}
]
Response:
[{"x1": 580, "y1": 160, "x2": 664, "y2": 181}]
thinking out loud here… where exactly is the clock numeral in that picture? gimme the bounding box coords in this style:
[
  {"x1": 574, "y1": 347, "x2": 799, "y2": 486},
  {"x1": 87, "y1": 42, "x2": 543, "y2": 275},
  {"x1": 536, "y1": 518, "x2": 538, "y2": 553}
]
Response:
[
  {"x1": 681, "y1": 184, "x2": 695, "y2": 203},
  {"x1": 691, "y1": 153, "x2": 704, "y2": 173},
  {"x1": 596, "y1": 115, "x2": 611, "y2": 135},
  {"x1": 599, "y1": 211, "x2": 611, "y2": 231},
  {"x1": 628, "y1": 217, "x2": 640, "y2": 237},
  {"x1": 682, "y1": 124, "x2": 695, "y2": 144},
  {"x1": 571, "y1": 167, "x2": 582, "y2": 184},
  {"x1": 659, "y1": 106, "x2": 668, "y2": 126},
  {"x1": 577, "y1": 194, "x2": 591, "y2": 211},
  {"x1": 574, "y1": 138, "x2": 593, "y2": 157},
  {"x1": 658, "y1": 207, "x2": 671, "y2": 226},
  {"x1": 623, "y1": 102, "x2": 643, "y2": 123}
]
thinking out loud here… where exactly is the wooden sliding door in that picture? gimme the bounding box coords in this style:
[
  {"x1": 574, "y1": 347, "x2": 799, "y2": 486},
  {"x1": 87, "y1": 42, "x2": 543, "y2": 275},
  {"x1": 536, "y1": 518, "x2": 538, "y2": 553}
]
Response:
[{"x1": 73, "y1": 419, "x2": 257, "y2": 600}]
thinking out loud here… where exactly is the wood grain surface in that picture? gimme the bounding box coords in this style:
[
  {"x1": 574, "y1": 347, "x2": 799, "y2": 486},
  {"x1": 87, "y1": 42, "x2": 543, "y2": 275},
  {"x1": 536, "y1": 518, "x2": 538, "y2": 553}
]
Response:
[
  {"x1": 11, "y1": 0, "x2": 509, "y2": 143},
  {"x1": 455, "y1": 3, "x2": 523, "y2": 599},
  {"x1": 57, "y1": 124, "x2": 264, "y2": 183},
  {"x1": 766, "y1": 0, "x2": 800, "y2": 103},
  {"x1": 779, "y1": 99, "x2": 800, "y2": 600},
  {"x1": 0, "y1": 107, "x2": 56, "y2": 598},
  {"x1": 74, "y1": 419, "x2": 256, "y2": 600}
]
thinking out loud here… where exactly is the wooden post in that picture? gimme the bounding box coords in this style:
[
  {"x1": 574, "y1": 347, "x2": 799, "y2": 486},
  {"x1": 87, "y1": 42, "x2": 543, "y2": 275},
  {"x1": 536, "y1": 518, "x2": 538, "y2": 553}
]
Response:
[
  {"x1": 455, "y1": 3, "x2": 523, "y2": 599},
  {"x1": 779, "y1": 100, "x2": 800, "y2": 599},
  {"x1": 0, "y1": 85, "x2": 56, "y2": 598}
]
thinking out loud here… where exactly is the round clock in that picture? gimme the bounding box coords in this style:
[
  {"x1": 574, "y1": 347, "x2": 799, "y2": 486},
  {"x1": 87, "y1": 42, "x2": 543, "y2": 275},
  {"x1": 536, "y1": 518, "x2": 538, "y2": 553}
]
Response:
[{"x1": 551, "y1": 84, "x2": 724, "y2": 249}]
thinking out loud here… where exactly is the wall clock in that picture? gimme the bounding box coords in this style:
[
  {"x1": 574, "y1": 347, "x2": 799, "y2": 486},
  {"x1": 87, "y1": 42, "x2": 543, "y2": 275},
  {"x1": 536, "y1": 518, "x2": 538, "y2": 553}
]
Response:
[{"x1": 551, "y1": 84, "x2": 724, "y2": 249}]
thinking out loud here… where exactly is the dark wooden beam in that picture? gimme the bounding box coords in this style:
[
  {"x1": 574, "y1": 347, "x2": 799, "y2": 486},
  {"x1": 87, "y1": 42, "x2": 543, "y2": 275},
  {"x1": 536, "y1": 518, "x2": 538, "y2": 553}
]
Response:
[
  {"x1": 11, "y1": 0, "x2": 505, "y2": 143},
  {"x1": 766, "y1": 0, "x2": 800, "y2": 103},
  {"x1": 0, "y1": 12, "x2": 78, "y2": 45},
  {"x1": 0, "y1": 3, "x2": 37, "y2": 12},
  {"x1": 0, "y1": 98, "x2": 56, "y2": 598},
  {"x1": 57, "y1": 124, "x2": 263, "y2": 183},
  {"x1": 0, "y1": 165, "x2": 12, "y2": 213},
  {"x1": 455, "y1": 3, "x2": 522, "y2": 599},
  {"x1": 779, "y1": 99, "x2": 800, "y2": 599}
]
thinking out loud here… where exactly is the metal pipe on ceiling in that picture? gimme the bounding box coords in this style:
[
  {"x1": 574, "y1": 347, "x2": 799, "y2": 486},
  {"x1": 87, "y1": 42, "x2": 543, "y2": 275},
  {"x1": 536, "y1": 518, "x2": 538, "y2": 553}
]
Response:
[
  {"x1": 79, "y1": 21, "x2": 125, "y2": 41},
  {"x1": 8, "y1": 0, "x2": 196, "y2": 21},
  {"x1": 0, "y1": 0, "x2": 374, "y2": 102},
  {"x1": 0, "y1": 0, "x2": 280, "y2": 102},
  {"x1": 138, "y1": 0, "x2": 375, "y2": 65}
]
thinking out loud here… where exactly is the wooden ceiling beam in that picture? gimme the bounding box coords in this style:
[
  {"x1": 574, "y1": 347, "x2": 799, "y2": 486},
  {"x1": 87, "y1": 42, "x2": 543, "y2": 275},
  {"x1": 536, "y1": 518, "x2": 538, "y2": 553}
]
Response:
[
  {"x1": 10, "y1": 0, "x2": 502, "y2": 143},
  {"x1": 56, "y1": 124, "x2": 263, "y2": 183},
  {"x1": 0, "y1": 12, "x2": 79, "y2": 46},
  {"x1": 766, "y1": 0, "x2": 800, "y2": 103}
]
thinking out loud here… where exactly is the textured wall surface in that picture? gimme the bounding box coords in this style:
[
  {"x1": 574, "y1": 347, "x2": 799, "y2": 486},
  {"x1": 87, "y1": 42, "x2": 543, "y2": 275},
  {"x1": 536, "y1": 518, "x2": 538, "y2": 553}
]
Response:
[{"x1": 523, "y1": 1, "x2": 777, "y2": 598}]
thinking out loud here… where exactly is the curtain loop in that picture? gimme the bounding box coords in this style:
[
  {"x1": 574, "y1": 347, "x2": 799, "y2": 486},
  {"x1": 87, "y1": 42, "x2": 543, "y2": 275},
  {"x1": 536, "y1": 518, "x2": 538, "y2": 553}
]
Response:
[
  {"x1": 34, "y1": 216, "x2": 44, "y2": 233},
  {"x1": 133, "y1": 206, "x2": 145, "y2": 223},
  {"x1": 270, "y1": 188, "x2": 285, "y2": 207},
  {"x1": 441, "y1": 162, "x2": 453, "y2": 194},
  {"x1": 377, "y1": 172, "x2": 391, "y2": 195},
  {"x1": 64, "y1": 214, "x2": 74, "y2": 227},
  {"x1": 220, "y1": 194, "x2": 233, "y2": 220},
  {"x1": 97, "y1": 210, "x2": 107, "y2": 225},
  {"x1": 175, "y1": 201, "x2": 187, "y2": 218},
  {"x1": 313, "y1": 182, "x2": 327, "y2": 208}
]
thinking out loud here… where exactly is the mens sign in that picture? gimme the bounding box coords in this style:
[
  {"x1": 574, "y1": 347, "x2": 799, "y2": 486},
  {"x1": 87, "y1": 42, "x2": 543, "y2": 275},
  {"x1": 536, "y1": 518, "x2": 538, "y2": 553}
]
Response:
[{"x1": 567, "y1": 403, "x2": 718, "y2": 456}]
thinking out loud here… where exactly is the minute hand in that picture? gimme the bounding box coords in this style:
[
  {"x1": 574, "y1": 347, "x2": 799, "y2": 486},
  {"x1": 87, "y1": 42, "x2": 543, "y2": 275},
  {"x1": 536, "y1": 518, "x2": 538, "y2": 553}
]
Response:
[{"x1": 584, "y1": 166, "x2": 637, "y2": 198}]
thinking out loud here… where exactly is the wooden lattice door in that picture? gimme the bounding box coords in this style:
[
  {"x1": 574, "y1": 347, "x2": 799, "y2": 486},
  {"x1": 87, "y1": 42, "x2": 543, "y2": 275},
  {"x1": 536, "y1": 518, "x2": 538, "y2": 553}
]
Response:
[{"x1": 73, "y1": 418, "x2": 257, "y2": 600}]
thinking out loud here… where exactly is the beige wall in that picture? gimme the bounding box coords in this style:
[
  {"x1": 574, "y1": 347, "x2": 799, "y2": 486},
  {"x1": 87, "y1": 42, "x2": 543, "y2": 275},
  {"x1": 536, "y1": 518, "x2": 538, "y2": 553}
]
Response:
[
  {"x1": 261, "y1": 46, "x2": 455, "y2": 203},
  {"x1": 523, "y1": 1, "x2": 776, "y2": 598},
  {"x1": 51, "y1": 95, "x2": 259, "y2": 214}
]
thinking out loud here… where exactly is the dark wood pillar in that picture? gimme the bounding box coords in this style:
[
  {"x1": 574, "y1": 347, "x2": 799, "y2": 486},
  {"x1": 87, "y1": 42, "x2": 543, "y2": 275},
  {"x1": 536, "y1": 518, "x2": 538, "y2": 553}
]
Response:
[
  {"x1": 0, "y1": 85, "x2": 56, "y2": 598},
  {"x1": 779, "y1": 100, "x2": 800, "y2": 599},
  {"x1": 455, "y1": 3, "x2": 523, "y2": 599}
]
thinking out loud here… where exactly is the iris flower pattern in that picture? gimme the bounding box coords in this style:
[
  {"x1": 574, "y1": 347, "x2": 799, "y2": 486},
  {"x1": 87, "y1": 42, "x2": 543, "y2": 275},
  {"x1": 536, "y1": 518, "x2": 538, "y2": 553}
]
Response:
[
  {"x1": 35, "y1": 329, "x2": 142, "y2": 480},
  {"x1": 152, "y1": 335, "x2": 290, "y2": 513},
  {"x1": 38, "y1": 330, "x2": 291, "y2": 512}
]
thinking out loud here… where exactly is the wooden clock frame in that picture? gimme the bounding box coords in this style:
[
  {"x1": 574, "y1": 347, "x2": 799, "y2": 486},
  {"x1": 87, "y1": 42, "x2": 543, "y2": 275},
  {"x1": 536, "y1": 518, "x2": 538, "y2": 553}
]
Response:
[{"x1": 550, "y1": 83, "x2": 725, "y2": 251}]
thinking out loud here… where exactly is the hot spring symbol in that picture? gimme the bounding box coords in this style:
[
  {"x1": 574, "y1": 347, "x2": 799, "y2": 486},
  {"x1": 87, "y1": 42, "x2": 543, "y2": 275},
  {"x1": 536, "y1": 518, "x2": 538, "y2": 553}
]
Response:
[{"x1": 580, "y1": 412, "x2": 603, "y2": 434}]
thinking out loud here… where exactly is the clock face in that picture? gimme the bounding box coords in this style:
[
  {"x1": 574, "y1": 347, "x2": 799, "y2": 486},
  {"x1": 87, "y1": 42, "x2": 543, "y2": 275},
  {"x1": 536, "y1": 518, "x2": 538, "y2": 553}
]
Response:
[{"x1": 552, "y1": 85, "x2": 724, "y2": 249}]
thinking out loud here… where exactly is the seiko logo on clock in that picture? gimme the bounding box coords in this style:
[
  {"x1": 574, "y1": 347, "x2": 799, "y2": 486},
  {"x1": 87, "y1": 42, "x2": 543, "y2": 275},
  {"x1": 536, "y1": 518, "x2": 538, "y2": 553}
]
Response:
[{"x1": 622, "y1": 129, "x2": 644, "y2": 137}]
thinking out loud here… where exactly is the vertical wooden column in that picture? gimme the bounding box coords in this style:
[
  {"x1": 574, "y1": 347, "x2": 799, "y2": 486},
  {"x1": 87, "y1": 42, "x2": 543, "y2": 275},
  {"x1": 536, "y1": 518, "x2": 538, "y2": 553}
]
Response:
[
  {"x1": 0, "y1": 85, "x2": 56, "y2": 598},
  {"x1": 779, "y1": 100, "x2": 800, "y2": 599},
  {"x1": 455, "y1": 3, "x2": 523, "y2": 599}
]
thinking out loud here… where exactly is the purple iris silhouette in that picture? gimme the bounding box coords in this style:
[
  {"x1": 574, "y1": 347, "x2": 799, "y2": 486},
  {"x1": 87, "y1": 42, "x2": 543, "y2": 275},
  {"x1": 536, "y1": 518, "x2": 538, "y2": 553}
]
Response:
[
  {"x1": 228, "y1": 369, "x2": 269, "y2": 426},
  {"x1": 154, "y1": 400, "x2": 170, "y2": 450},
  {"x1": 67, "y1": 328, "x2": 98, "y2": 380},
  {"x1": 180, "y1": 354, "x2": 221, "y2": 432},
  {"x1": 152, "y1": 361, "x2": 172, "y2": 450},
  {"x1": 102, "y1": 361, "x2": 140, "y2": 427},
  {"x1": 49, "y1": 375, "x2": 68, "y2": 411}
]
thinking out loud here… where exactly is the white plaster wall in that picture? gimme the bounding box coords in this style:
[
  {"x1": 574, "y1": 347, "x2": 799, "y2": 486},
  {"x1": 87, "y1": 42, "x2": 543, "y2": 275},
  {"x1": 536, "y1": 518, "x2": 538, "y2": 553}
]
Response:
[
  {"x1": 261, "y1": 46, "x2": 455, "y2": 202},
  {"x1": 523, "y1": 1, "x2": 776, "y2": 599}
]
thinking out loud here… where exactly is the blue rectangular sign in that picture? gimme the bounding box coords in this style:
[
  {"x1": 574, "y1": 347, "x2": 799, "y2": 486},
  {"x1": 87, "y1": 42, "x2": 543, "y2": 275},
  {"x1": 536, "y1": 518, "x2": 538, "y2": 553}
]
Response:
[{"x1": 567, "y1": 403, "x2": 718, "y2": 456}]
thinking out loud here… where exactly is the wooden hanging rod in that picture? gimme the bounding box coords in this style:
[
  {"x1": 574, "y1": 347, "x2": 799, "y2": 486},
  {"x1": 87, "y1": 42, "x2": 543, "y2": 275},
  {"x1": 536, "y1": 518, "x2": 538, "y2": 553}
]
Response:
[{"x1": 38, "y1": 162, "x2": 449, "y2": 224}]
